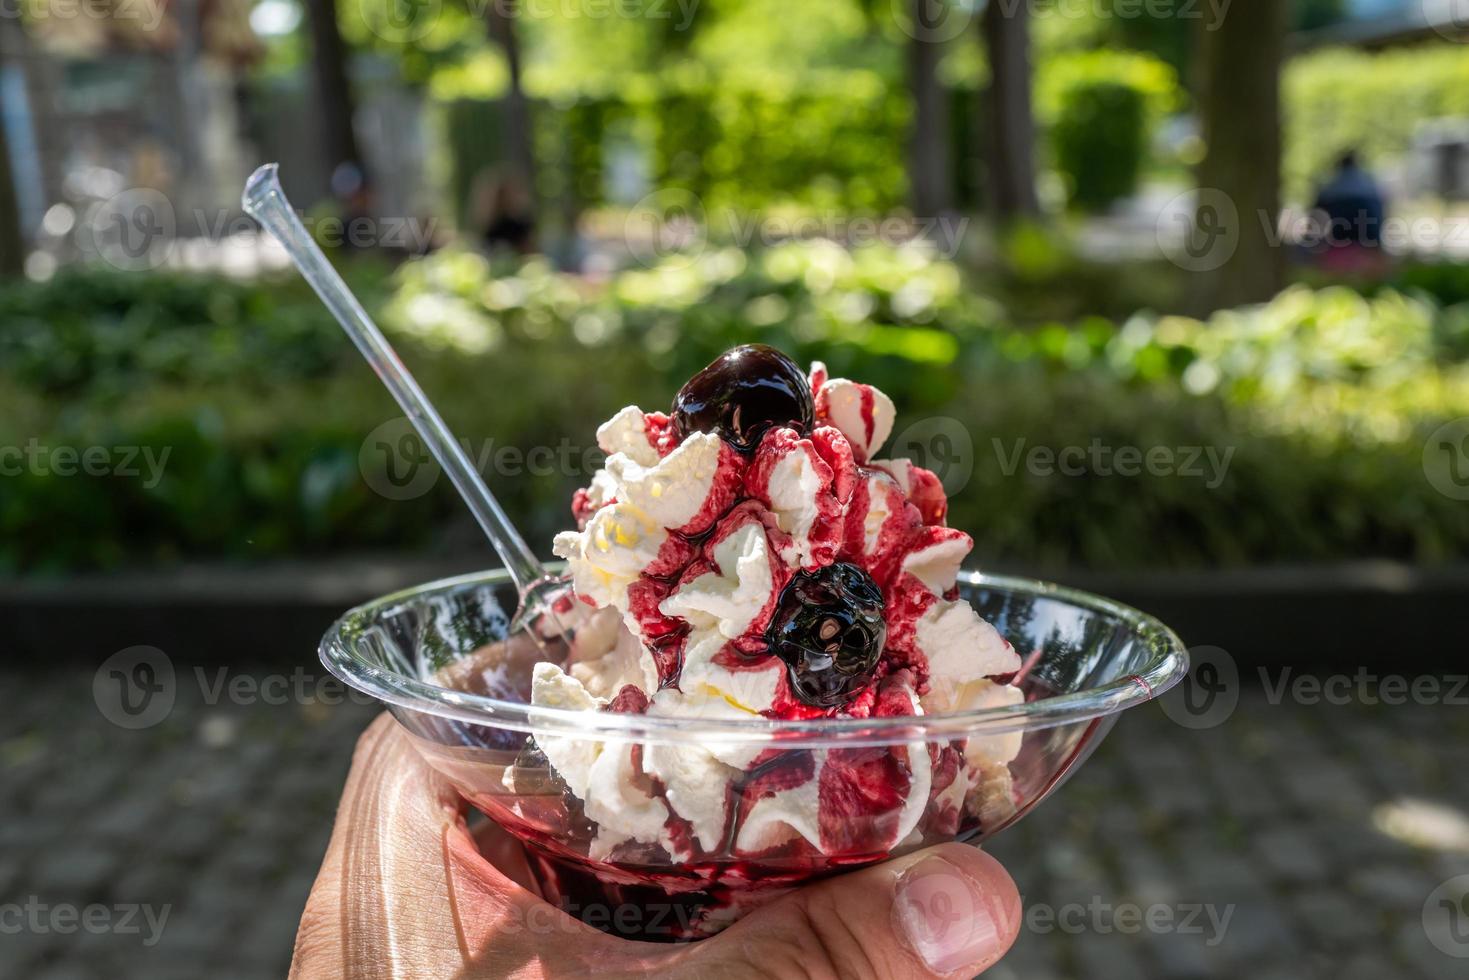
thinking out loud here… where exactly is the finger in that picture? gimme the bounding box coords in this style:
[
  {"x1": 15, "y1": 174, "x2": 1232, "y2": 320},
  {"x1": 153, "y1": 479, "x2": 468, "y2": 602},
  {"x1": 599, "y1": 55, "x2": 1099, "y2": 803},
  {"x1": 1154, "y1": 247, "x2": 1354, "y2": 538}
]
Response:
[{"x1": 670, "y1": 843, "x2": 1021, "y2": 980}]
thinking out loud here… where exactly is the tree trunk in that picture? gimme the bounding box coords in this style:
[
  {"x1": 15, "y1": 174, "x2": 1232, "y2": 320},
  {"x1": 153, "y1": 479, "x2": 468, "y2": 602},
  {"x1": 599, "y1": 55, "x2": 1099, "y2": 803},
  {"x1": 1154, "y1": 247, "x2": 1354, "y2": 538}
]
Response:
[
  {"x1": 1194, "y1": 0, "x2": 1286, "y2": 310},
  {"x1": 906, "y1": 0, "x2": 951, "y2": 216},
  {"x1": 981, "y1": 0, "x2": 1040, "y2": 222},
  {"x1": 484, "y1": 2, "x2": 536, "y2": 195},
  {"x1": 0, "y1": 21, "x2": 28, "y2": 277},
  {"x1": 304, "y1": 0, "x2": 366, "y2": 189}
]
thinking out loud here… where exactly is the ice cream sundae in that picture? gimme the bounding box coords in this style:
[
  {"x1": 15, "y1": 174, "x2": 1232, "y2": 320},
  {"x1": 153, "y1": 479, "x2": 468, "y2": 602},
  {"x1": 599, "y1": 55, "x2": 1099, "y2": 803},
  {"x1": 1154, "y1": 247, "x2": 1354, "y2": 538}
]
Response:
[{"x1": 490, "y1": 345, "x2": 1025, "y2": 933}]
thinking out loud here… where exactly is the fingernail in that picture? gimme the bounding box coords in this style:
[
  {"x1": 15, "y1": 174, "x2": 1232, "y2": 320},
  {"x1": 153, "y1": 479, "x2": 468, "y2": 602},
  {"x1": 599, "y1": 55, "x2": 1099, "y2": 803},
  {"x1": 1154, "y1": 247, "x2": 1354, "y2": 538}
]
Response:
[{"x1": 895, "y1": 855, "x2": 1005, "y2": 975}]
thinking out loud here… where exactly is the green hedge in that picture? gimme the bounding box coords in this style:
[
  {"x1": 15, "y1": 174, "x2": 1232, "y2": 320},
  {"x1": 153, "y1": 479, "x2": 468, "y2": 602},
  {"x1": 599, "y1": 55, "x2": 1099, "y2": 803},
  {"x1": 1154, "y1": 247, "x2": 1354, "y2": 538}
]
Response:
[
  {"x1": 1052, "y1": 81, "x2": 1148, "y2": 211},
  {"x1": 1284, "y1": 43, "x2": 1469, "y2": 202},
  {"x1": 444, "y1": 75, "x2": 909, "y2": 221},
  {"x1": 4, "y1": 245, "x2": 1468, "y2": 574},
  {"x1": 1037, "y1": 49, "x2": 1181, "y2": 210}
]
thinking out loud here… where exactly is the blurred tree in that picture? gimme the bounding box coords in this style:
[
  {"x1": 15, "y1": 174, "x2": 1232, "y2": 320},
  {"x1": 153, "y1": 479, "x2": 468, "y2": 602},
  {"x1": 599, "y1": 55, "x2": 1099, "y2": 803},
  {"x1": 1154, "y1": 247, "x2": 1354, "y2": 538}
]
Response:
[
  {"x1": 483, "y1": 0, "x2": 535, "y2": 202},
  {"x1": 0, "y1": 111, "x2": 22, "y2": 278},
  {"x1": 0, "y1": 20, "x2": 26, "y2": 277},
  {"x1": 1195, "y1": 0, "x2": 1286, "y2": 309},
  {"x1": 1293, "y1": 0, "x2": 1347, "y2": 31},
  {"x1": 982, "y1": 0, "x2": 1040, "y2": 221},
  {"x1": 1089, "y1": 0, "x2": 1192, "y2": 78},
  {"x1": 906, "y1": 0, "x2": 952, "y2": 216},
  {"x1": 303, "y1": 0, "x2": 367, "y2": 188}
]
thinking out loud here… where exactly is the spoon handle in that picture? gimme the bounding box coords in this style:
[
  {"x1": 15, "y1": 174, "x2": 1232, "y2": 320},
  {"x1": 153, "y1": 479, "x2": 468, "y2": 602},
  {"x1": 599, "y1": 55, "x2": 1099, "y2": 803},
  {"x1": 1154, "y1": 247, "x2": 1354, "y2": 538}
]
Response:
[{"x1": 242, "y1": 164, "x2": 546, "y2": 593}]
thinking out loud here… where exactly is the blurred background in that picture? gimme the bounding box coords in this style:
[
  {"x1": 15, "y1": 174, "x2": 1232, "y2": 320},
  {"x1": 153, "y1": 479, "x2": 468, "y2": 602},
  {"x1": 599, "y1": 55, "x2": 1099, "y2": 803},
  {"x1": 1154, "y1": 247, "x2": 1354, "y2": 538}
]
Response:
[{"x1": 2, "y1": 0, "x2": 1469, "y2": 977}]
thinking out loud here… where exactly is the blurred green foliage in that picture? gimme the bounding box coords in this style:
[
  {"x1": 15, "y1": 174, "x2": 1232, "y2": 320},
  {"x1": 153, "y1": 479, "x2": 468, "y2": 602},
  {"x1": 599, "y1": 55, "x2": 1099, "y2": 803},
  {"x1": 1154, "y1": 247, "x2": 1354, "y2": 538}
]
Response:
[
  {"x1": 1038, "y1": 50, "x2": 1179, "y2": 212},
  {"x1": 444, "y1": 74, "x2": 910, "y2": 219},
  {"x1": 1052, "y1": 82, "x2": 1148, "y2": 212},
  {"x1": 5, "y1": 246, "x2": 1469, "y2": 574},
  {"x1": 1284, "y1": 43, "x2": 1469, "y2": 201},
  {"x1": 441, "y1": 44, "x2": 1182, "y2": 220}
]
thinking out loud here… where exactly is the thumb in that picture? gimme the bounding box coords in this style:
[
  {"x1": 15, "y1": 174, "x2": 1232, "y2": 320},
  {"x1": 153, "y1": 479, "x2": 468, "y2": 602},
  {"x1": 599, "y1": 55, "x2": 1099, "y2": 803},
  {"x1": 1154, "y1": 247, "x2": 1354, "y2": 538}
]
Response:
[{"x1": 674, "y1": 843, "x2": 1021, "y2": 979}]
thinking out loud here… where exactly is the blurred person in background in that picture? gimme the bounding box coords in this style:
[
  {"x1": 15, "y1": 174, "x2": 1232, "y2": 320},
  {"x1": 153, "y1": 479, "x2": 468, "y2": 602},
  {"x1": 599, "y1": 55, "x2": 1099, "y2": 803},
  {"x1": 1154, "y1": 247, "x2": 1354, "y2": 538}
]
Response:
[
  {"x1": 1309, "y1": 149, "x2": 1390, "y2": 276},
  {"x1": 472, "y1": 166, "x2": 537, "y2": 256},
  {"x1": 330, "y1": 161, "x2": 373, "y2": 249}
]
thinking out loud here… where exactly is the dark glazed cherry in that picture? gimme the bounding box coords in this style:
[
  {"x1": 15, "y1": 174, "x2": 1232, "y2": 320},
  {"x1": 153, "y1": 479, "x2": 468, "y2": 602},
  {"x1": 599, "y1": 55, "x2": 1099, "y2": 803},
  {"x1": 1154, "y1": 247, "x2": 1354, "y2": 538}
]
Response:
[
  {"x1": 766, "y1": 562, "x2": 887, "y2": 708},
  {"x1": 672, "y1": 344, "x2": 814, "y2": 453}
]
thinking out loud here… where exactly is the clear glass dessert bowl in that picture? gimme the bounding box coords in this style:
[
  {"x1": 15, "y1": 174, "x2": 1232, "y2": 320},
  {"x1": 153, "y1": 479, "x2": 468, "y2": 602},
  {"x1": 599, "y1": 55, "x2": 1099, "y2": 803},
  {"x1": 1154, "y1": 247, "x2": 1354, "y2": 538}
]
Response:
[{"x1": 321, "y1": 566, "x2": 1187, "y2": 941}]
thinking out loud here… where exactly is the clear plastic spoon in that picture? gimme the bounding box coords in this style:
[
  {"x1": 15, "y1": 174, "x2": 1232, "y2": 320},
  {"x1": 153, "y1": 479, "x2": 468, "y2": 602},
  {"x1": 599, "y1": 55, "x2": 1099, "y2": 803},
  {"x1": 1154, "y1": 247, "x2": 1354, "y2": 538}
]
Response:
[{"x1": 241, "y1": 163, "x2": 571, "y2": 649}]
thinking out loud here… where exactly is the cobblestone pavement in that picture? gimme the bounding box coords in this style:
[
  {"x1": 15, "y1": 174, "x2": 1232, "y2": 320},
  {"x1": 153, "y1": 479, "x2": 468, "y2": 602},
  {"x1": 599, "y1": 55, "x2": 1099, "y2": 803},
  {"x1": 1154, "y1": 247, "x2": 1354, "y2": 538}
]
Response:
[{"x1": 3, "y1": 666, "x2": 1468, "y2": 979}]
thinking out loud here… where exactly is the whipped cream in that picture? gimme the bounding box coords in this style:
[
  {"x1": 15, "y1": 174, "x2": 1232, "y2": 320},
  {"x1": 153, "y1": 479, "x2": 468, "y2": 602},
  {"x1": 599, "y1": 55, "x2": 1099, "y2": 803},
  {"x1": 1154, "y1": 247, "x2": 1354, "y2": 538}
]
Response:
[
  {"x1": 519, "y1": 358, "x2": 1025, "y2": 869},
  {"x1": 659, "y1": 522, "x2": 774, "y2": 641},
  {"x1": 814, "y1": 376, "x2": 895, "y2": 462},
  {"x1": 760, "y1": 441, "x2": 827, "y2": 567},
  {"x1": 553, "y1": 432, "x2": 735, "y2": 615},
  {"x1": 567, "y1": 605, "x2": 660, "y2": 698},
  {"x1": 596, "y1": 406, "x2": 660, "y2": 467},
  {"x1": 553, "y1": 502, "x2": 668, "y2": 612},
  {"x1": 916, "y1": 599, "x2": 1022, "y2": 699}
]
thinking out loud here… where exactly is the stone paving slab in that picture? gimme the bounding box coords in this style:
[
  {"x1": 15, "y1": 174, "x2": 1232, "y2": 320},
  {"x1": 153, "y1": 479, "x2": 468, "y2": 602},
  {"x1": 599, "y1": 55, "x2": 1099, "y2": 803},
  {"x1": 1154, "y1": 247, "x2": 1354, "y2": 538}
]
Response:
[{"x1": 2, "y1": 667, "x2": 1467, "y2": 979}]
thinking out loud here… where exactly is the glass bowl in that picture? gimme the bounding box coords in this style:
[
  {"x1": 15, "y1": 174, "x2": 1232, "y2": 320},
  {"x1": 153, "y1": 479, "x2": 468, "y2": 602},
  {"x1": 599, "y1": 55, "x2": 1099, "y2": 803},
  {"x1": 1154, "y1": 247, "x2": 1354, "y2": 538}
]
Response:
[{"x1": 321, "y1": 567, "x2": 1187, "y2": 940}]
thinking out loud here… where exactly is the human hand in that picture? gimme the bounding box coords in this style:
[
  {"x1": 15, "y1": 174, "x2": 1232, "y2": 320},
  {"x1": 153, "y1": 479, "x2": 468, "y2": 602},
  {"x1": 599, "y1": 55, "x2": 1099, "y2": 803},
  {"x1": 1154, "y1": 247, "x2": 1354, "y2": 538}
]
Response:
[{"x1": 291, "y1": 715, "x2": 1022, "y2": 979}]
